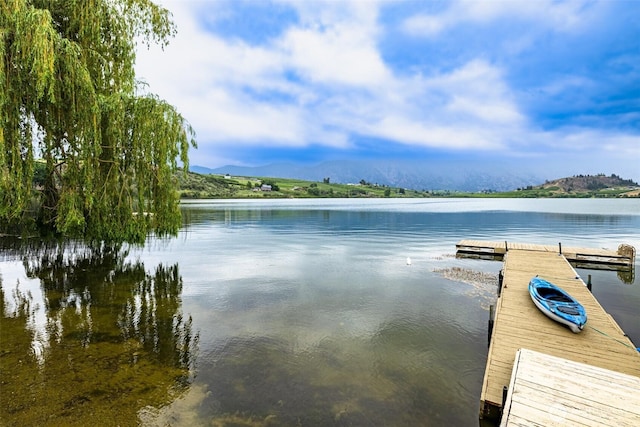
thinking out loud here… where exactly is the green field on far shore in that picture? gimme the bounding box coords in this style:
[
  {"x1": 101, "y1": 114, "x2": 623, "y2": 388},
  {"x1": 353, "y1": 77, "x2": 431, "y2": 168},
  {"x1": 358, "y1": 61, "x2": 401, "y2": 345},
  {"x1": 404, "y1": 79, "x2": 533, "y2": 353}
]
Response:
[{"x1": 177, "y1": 171, "x2": 640, "y2": 199}]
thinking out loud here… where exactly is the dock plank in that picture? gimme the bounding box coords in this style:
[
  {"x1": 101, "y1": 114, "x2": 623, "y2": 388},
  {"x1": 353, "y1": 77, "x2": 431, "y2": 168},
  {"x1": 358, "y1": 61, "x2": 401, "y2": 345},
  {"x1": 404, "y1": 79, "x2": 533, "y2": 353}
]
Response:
[
  {"x1": 500, "y1": 349, "x2": 640, "y2": 427},
  {"x1": 480, "y1": 249, "x2": 640, "y2": 418}
]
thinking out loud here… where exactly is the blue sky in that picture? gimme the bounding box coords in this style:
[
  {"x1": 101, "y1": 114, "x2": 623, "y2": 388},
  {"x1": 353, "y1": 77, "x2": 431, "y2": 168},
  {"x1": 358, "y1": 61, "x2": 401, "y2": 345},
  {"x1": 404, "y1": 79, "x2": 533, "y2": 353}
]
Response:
[{"x1": 136, "y1": 0, "x2": 640, "y2": 180}]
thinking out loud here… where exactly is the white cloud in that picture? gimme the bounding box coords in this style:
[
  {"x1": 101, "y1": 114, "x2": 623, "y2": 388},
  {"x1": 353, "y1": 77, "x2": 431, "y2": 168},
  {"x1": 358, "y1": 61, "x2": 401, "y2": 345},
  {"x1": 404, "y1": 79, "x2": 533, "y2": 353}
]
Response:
[
  {"x1": 137, "y1": 0, "x2": 396, "y2": 148},
  {"x1": 403, "y1": 0, "x2": 601, "y2": 36},
  {"x1": 135, "y1": 0, "x2": 639, "y2": 177},
  {"x1": 139, "y1": 3, "x2": 522, "y2": 154},
  {"x1": 331, "y1": 59, "x2": 526, "y2": 151},
  {"x1": 423, "y1": 60, "x2": 524, "y2": 124},
  {"x1": 402, "y1": 14, "x2": 444, "y2": 37},
  {"x1": 547, "y1": 129, "x2": 640, "y2": 156},
  {"x1": 369, "y1": 116, "x2": 504, "y2": 150},
  {"x1": 137, "y1": 1, "x2": 525, "y2": 153},
  {"x1": 280, "y1": 24, "x2": 390, "y2": 87},
  {"x1": 137, "y1": 2, "x2": 301, "y2": 145}
]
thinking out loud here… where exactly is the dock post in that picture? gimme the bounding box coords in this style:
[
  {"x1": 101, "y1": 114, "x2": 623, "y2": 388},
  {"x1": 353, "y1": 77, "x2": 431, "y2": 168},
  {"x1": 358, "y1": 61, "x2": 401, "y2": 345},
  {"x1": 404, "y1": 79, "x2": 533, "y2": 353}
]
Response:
[
  {"x1": 505, "y1": 240, "x2": 508, "y2": 252},
  {"x1": 587, "y1": 274, "x2": 592, "y2": 292},
  {"x1": 498, "y1": 270, "x2": 504, "y2": 296},
  {"x1": 500, "y1": 386, "x2": 508, "y2": 420},
  {"x1": 488, "y1": 305, "x2": 495, "y2": 346},
  {"x1": 559, "y1": 242, "x2": 562, "y2": 255}
]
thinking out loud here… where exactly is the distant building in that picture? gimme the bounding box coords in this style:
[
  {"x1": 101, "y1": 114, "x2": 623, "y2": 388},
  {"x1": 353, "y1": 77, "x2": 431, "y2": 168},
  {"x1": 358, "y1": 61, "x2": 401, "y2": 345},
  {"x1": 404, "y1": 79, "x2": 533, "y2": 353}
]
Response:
[
  {"x1": 224, "y1": 174, "x2": 231, "y2": 179},
  {"x1": 261, "y1": 184, "x2": 272, "y2": 192}
]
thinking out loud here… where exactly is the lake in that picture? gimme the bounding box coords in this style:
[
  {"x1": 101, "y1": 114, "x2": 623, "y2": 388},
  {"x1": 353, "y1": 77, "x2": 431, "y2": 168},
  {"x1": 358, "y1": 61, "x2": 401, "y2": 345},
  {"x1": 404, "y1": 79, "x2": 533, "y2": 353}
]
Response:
[{"x1": 1, "y1": 198, "x2": 639, "y2": 426}]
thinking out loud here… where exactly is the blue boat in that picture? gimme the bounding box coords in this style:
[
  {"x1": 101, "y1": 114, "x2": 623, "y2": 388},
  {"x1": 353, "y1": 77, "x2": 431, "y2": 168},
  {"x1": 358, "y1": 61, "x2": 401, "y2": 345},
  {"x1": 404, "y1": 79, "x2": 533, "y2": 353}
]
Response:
[{"x1": 529, "y1": 276, "x2": 587, "y2": 333}]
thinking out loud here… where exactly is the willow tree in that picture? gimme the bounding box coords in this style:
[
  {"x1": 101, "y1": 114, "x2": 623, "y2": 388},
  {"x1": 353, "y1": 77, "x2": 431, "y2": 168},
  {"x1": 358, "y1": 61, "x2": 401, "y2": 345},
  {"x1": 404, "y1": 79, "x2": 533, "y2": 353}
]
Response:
[{"x1": 0, "y1": 0, "x2": 195, "y2": 243}]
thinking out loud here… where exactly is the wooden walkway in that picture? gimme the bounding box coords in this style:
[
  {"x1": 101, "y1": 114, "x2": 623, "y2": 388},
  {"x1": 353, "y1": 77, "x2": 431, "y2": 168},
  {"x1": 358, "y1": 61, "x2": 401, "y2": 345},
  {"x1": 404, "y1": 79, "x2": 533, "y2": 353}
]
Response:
[
  {"x1": 456, "y1": 239, "x2": 635, "y2": 268},
  {"x1": 480, "y1": 249, "x2": 640, "y2": 420},
  {"x1": 500, "y1": 348, "x2": 640, "y2": 426}
]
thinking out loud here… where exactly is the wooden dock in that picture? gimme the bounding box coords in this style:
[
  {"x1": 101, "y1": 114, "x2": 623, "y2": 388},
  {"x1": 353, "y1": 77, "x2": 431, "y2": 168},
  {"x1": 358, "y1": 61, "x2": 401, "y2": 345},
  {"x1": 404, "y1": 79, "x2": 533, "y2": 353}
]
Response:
[
  {"x1": 480, "y1": 249, "x2": 640, "y2": 420},
  {"x1": 500, "y1": 348, "x2": 640, "y2": 426},
  {"x1": 456, "y1": 239, "x2": 635, "y2": 269}
]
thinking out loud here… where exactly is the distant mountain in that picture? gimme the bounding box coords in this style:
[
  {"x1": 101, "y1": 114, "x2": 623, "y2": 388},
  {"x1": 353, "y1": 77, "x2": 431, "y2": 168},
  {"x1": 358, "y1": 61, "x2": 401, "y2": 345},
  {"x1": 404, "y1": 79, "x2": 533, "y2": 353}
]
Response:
[
  {"x1": 189, "y1": 165, "x2": 218, "y2": 175},
  {"x1": 191, "y1": 160, "x2": 545, "y2": 192}
]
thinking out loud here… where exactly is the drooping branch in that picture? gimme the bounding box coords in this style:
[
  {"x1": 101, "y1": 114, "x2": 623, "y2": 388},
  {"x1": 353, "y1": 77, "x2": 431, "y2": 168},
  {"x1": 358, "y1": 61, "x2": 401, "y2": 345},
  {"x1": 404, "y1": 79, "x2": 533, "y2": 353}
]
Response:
[{"x1": 1, "y1": 0, "x2": 195, "y2": 242}]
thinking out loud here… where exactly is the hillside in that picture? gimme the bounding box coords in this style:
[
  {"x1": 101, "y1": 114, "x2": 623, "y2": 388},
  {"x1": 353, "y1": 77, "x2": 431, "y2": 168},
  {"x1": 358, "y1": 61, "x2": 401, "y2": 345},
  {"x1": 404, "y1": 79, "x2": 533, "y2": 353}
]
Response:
[
  {"x1": 526, "y1": 174, "x2": 640, "y2": 197},
  {"x1": 177, "y1": 170, "x2": 427, "y2": 199},
  {"x1": 177, "y1": 170, "x2": 640, "y2": 199}
]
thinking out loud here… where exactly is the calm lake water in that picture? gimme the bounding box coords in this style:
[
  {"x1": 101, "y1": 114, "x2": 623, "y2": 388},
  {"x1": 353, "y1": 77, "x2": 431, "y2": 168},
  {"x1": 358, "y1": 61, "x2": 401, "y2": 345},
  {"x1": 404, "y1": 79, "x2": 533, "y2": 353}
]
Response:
[{"x1": 1, "y1": 198, "x2": 639, "y2": 426}]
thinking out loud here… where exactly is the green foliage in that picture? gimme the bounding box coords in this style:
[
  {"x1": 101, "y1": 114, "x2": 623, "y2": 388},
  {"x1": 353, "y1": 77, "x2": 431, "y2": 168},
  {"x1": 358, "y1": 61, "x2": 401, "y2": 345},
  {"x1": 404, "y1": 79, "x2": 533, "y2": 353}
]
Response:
[{"x1": 1, "y1": 0, "x2": 195, "y2": 242}]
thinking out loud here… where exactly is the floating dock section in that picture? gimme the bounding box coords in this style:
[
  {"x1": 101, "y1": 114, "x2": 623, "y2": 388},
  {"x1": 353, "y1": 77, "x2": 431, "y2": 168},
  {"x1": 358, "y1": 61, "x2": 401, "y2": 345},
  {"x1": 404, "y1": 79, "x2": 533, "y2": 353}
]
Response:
[
  {"x1": 456, "y1": 240, "x2": 635, "y2": 269},
  {"x1": 500, "y1": 348, "x2": 640, "y2": 426},
  {"x1": 480, "y1": 248, "x2": 640, "y2": 421}
]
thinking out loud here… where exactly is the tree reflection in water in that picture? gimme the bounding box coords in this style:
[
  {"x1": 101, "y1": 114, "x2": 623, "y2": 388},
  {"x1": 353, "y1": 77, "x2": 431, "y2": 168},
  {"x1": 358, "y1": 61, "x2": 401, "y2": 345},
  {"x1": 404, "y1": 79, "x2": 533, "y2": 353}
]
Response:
[{"x1": 0, "y1": 239, "x2": 198, "y2": 426}]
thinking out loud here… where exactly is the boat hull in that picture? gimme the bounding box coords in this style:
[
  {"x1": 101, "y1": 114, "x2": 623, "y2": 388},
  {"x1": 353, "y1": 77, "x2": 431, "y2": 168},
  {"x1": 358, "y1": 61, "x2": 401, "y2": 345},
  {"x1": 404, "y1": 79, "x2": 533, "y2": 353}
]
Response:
[{"x1": 529, "y1": 277, "x2": 587, "y2": 333}]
